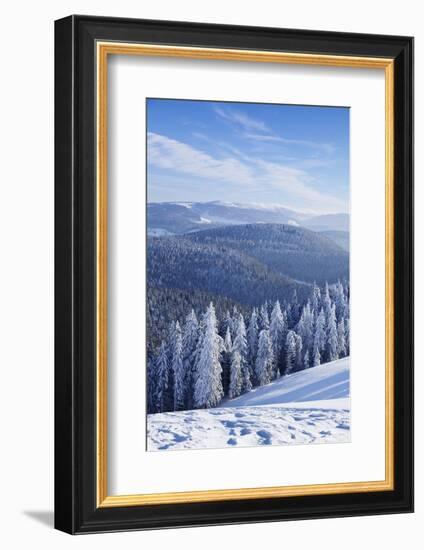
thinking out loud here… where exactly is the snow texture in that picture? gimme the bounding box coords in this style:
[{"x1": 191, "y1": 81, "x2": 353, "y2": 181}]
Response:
[{"x1": 147, "y1": 357, "x2": 350, "y2": 451}]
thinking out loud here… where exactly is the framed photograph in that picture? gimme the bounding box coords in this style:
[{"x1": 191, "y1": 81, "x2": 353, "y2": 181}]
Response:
[{"x1": 54, "y1": 15, "x2": 414, "y2": 534}]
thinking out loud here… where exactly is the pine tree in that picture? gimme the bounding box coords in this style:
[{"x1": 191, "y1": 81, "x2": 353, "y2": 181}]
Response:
[
  {"x1": 155, "y1": 341, "x2": 171, "y2": 412},
  {"x1": 232, "y1": 313, "x2": 251, "y2": 393},
  {"x1": 255, "y1": 329, "x2": 274, "y2": 386},
  {"x1": 170, "y1": 321, "x2": 185, "y2": 411},
  {"x1": 303, "y1": 349, "x2": 310, "y2": 370},
  {"x1": 325, "y1": 303, "x2": 339, "y2": 362},
  {"x1": 220, "y1": 309, "x2": 232, "y2": 338},
  {"x1": 289, "y1": 289, "x2": 300, "y2": 327},
  {"x1": 313, "y1": 307, "x2": 326, "y2": 363},
  {"x1": 221, "y1": 327, "x2": 233, "y2": 396},
  {"x1": 247, "y1": 308, "x2": 259, "y2": 375},
  {"x1": 337, "y1": 318, "x2": 347, "y2": 358},
  {"x1": 259, "y1": 303, "x2": 270, "y2": 331},
  {"x1": 146, "y1": 355, "x2": 157, "y2": 413},
  {"x1": 313, "y1": 345, "x2": 321, "y2": 367},
  {"x1": 311, "y1": 281, "x2": 321, "y2": 318},
  {"x1": 294, "y1": 333, "x2": 303, "y2": 370},
  {"x1": 297, "y1": 301, "x2": 313, "y2": 368},
  {"x1": 193, "y1": 303, "x2": 224, "y2": 409},
  {"x1": 285, "y1": 330, "x2": 297, "y2": 375},
  {"x1": 270, "y1": 300, "x2": 285, "y2": 377},
  {"x1": 322, "y1": 282, "x2": 332, "y2": 323},
  {"x1": 334, "y1": 280, "x2": 347, "y2": 322},
  {"x1": 182, "y1": 310, "x2": 199, "y2": 410},
  {"x1": 344, "y1": 317, "x2": 350, "y2": 356},
  {"x1": 229, "y1": 350, "x2": 243, "y2": 398}
]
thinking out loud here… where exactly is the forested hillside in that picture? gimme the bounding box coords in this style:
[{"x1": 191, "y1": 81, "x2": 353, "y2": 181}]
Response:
[
  {"x1": 184, "y1": 223, "x2": 348, "y2": 284},
  {"x1": 147, "y1": 232, "x2": 306, "y2": 306}
]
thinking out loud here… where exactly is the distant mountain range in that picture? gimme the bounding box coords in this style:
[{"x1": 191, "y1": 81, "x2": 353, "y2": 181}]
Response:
[{"x1": 147, "y1": 201, "x2": 349, "y2": 235}]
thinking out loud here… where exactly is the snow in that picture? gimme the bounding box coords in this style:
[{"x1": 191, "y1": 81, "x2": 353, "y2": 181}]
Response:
[
  {"x1": 223, "y1": 357, "x2": 349, "y2": 407},
  {"x1": 174, "y1": 202, "x2": 193, "y2": 209},
  {"x1": 147, "y1": 358, "x2": 350, "y2": 451},
  {"x1": 147, "y1": 228, "x2": 174, "y2": 236},
  {"x1": 197, "y1": 216, "x2": 212, "y2": 224}
]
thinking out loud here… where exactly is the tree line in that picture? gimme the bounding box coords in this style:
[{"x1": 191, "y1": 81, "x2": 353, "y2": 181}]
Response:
[{"x1": 147, "y1": 281, "x2": 349, "y2": 414}]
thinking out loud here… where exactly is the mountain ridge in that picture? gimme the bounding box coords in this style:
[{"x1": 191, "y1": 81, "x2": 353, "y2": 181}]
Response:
[{"x1": 147, "y1": 201, "x2": 349, "y2": 234}]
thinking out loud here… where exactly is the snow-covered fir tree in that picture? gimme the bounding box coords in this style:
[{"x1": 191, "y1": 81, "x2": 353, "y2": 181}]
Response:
[
  {"x1": 337, "y1": 318, "x2": 347, "y2": 358},
  {"x1": 303, "y1": 349, "x2": 310, "y2": 370},
  {"x1": 285, "y1": 330, "x2": 297, "y2": 375},
  {"x1": 313, "y1": 307, "x2": 326, "y2": 362},
  {"x1": 170, "y1": 321, "x2": 185, "y2": 411},
  {"x1": 182, "y1": 310, "x2": 199, "y2": 410},
  {"x1": 294, "y1": 333, "x2": 303, "y2": 371},
  {"x1": 270, "y1": 300, "x2": 286, "y2": 377},
  {"x1": 344, "y1": 317, "x2": 350, "y2": 356},
  {"x1": 247, "y1": 308, "x2": 259, "y2": 371},
  {"x1": 255, "y1": 329, "x2": 274, "y2": 386},
  {"x1": 221, "y1": 327, "x2": 232, "y2": 396},
  {"x1": 311, "y1": 281, "x2": 321, "y2": 318},
  {"x1": 155, "y1": 341, "x2": 172, "y2": 412},
  {"x1": 229, "y1": 350, "x2": 243, "y2": 398},
  {"x1": 193, "y1": 303, "x2": 224, "y2": 409},
  {"x1": 325, "y1": 303, "x2": 339, "y2": 362},
  {"x1": 297, "y1": 301, "x2": 314, "y2": 368},
  {"x1": 146, "y1": 355, "x2": 157, "y2": 413},
  {"x1": 259, "y1": 303, "x2": 270, "y2": 331},
  {"x1": 232, "y1": 313, "x2": 251, "y2": 392}
]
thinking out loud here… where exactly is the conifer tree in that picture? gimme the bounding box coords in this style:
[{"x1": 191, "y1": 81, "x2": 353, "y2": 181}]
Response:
[
  {"x1": 170, "y1": 321, "x2": 185, "y2": 411},
  {"x1": 303, "y1": 349, "x2": 310, "y2": 370},
  {"x1": 229, "y1": 350, "x2": 243, "y2": 398},
  {"x1": 312, "y1": 345, "x2": 321, "y2": 367},
  {"x1": 294, "y1": 333, "x2": 303, "y2": 370},
  {"x1": 221, "y1": 327, "x2": 233, "y2": 396},
  {"x1": 255, "y1": 329, "x2": 274, "y2": 386},
  {"x1": 233, "y1": 313, "x2": 251, "y2": 393},
  {"x1": 259, "y1": 303, "x2": 270, "y2": 331},
  {"x1": 270, "y1": 300, "x2": 285, "y2": 377},
  {"x1": 285, "y1": 330, "x2": 297, "y2": 375},
  {"x1": 297, "y1": 301, "x2": 313, "y2": 367},
  {"x1": 337, "y1": 318, "x2": 347, "y2": 358},
  {"x1": 182, "y1": 310, "x2": 199, "y2": 409},
  {"x1": 344, "y1": 317, "x2": 350, "y2": 356},
  {"x1": 313, "y1": 307, "x2": 326, "y2": 361},
  {"x1": 155, "y1": 341, "x2": 171, "y2": 412},
  {"x1": 193, "y1": 303, "x2": 224, "y2": 409},
  {"x1": 247, "y1": 308, "x2": 259, "y2": 376},
  {"x1": 325, "y1": 303, "x2": 339, "y2": 362},
  {"x1": 311, "y1": 281, "x2": 321, "y2": 318},
  {"x1": 146, "y1": 356, "x2": 157, "y2": 414}
]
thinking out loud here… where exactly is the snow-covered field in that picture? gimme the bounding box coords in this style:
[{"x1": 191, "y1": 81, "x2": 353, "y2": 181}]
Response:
[{"x1": 147, "y1": 357, "x2": 350, "y2": 451}]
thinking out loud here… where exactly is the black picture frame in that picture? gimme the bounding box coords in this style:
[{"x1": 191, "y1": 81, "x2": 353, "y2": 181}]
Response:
[{"x1": 55, "y1": 14, "x2": 414, "y2": 534}]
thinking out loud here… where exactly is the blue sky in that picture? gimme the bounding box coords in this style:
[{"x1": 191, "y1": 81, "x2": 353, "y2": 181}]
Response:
[{"x1": 147, "y1": 99, "x2": 349, "y2": 214}]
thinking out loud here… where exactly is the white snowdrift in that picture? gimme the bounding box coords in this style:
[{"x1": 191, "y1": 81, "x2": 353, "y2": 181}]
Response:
[
  {"x1": 222, "y1": 357, "x2": 350, "y2": 408},
  {"x1": 147, "y1": 357, "x2": 350, "y2": 451}
]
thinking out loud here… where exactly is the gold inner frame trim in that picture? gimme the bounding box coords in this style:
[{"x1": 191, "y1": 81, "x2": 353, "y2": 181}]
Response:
[{"x1": 96, "y1": 41, "x2": 395, "y2": 508}]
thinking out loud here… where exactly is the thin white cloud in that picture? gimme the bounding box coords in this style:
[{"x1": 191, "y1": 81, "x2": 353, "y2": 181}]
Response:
[
  {"x1": 214, "y1": 106, "x2": 270, "y2": 133},
  {"x1": 148, "y1": 132, "x2": 346, "y2": 213},
  {"x1": 255, "y1": 160, "x2": 346, "y2": 212},
  {"x1": 213, "y1": 106, "x2": 335, "y2": 155},
  {"x1": 244, "y1": 133, "x2": 335, "y2": 155},
  {"x1": 148, "y1": 132, "x2": 253, "y2": 184}
]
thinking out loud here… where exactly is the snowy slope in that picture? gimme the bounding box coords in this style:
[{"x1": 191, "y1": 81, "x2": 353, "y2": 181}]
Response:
[
  {"x1": 147, "y1": 358, "x2": 350, "y2": 451},
  {"x1": 222, "y1": 357, "x2": 349, "y2": 408}
]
